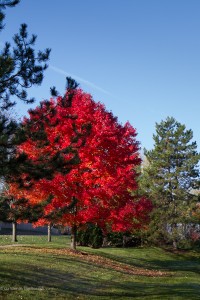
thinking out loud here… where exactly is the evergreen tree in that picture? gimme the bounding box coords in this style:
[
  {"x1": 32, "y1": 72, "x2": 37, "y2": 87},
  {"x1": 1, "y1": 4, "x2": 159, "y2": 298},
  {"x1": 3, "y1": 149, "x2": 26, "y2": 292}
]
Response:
[
  {"x1": 0, "y1": 2, "x2": 50, "y2": 108},
  {"x1": 77, "y1": 223, "x2": 103, "y2": 248},
  {"x1": 0, "y1": 1, "x2": 50, "y2": 179},
  {"x1": 141, "y1": 117, "x2": 200, "y2": 248}
]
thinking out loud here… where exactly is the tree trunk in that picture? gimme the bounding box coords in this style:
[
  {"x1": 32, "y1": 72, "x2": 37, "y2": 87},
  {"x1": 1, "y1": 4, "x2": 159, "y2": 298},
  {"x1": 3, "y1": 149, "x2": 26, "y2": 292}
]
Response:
[
  {"x1": 122, "y1": 235, "x2": 126, "y2": 248},
  {"x1": 172, "y1": 223, "x2": 178, "y2": 249},
  {"x1": 12, "y1": 221, "x2": 17, "y2": 242},
  {"x1": 71, "y1": 225, "x2": 77, "y2": 250},
  {"x1": 47, "y1": 224, "x2": 51, "y2": 242},
  {"x1": 102, "y1": 236, "x2": 108, "y2": 247},
  {"x1": 173, "y1": 240, "x2": 177, "y2": 250}
]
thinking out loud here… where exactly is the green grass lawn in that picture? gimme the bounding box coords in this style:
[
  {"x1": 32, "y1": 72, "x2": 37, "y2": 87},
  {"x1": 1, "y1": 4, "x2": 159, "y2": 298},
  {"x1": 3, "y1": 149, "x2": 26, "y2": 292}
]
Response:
[{"x1": 0, "y1": 235, "x2": 200, "y2": 299}]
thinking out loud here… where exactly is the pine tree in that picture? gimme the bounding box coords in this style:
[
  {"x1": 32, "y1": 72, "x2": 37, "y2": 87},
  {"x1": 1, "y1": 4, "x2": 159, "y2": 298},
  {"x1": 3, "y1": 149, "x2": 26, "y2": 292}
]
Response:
[
  {"x1": 0, "y1": 3, "x2": 50, "y2": 108},
  {"x1": 142, "y1": 117, "x2": 200, "y2": 248},
  {"x1": 0, "y1": 1, "x2": 50, "y2": 179}
]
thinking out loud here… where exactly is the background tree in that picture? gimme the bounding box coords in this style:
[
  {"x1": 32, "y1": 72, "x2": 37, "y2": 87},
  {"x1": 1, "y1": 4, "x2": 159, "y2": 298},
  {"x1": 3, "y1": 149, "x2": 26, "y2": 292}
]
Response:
[
  {"x1": 0, "y1": 179, "x2": 48, "y2": 242},
  {"x1": 77, "y1": 223, "x2": 103, "y2": 249},
  {"x1": 0, "y1": 0, "x2": 50, "y2": 179},
  {"x1": 141, "y1": 117, "x2": 200, "y2": 249},
  {"x1": 0, "y1": 0, "x2": 50, "y2": 108}
]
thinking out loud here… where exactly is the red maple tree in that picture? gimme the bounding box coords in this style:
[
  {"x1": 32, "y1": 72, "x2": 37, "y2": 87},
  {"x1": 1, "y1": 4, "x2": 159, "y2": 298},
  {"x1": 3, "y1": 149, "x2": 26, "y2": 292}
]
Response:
[{"x1": 10, "y1": 85, "x2": 152, "y2": 249}]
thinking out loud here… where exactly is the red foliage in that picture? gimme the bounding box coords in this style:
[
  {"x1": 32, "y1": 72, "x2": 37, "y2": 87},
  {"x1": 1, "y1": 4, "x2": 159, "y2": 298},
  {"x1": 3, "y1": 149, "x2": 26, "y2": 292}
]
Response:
[{"x1": 10, "y1": 88, "x2": 152, "y2": 232}]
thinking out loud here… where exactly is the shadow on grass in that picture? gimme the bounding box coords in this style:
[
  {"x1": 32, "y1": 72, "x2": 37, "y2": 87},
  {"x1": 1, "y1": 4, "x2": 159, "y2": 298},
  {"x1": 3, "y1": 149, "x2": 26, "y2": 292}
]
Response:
[
  {"x1": 0, "y1": 255, "x2": 200, "y2": 299},
  {"x1": 85, "y1": 247, "x2": 200, "y2": 276}
]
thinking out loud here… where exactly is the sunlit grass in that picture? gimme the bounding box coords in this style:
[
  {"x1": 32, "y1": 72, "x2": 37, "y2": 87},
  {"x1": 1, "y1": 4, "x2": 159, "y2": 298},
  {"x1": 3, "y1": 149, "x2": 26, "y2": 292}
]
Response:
[
  {"x1": 0, "y1": 235, "x2": 200, "y2": 299},
  {"x1": 0, "y1": 234, "x2": 69, "y2": 248}
]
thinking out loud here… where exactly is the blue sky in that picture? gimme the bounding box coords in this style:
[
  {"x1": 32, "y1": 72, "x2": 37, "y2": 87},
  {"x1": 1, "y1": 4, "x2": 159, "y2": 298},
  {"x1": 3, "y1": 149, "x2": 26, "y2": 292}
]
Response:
[{"x1": 1, "y1": 0, "x2": 200, "y2": 151}]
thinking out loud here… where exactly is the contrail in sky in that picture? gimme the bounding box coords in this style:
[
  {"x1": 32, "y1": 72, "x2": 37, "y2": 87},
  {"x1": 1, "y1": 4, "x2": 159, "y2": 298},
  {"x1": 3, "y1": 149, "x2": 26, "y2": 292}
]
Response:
[{"x1": 50, "y1": 65, "x2": 113, "y2": 97}]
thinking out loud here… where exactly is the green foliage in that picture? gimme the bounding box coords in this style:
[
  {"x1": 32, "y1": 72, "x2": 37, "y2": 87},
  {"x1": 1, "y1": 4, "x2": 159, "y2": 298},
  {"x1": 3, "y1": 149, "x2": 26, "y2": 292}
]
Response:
[
  {"x1": 0, "y1": 195, "x2": 9, "y2": 221},
  {"x1": 0, "y1": 1, "x2": 50, "y2": 181},
  {"x1": 77, "y1": 226, "x2": 142, "y2": 248},
  {"x1": 105, "y1": 231, "x2": 142, "y2": 247},
  {"x1": 91, "y1": 225, "x2": 103, "y2": 248},
  {"x1": 0, "y1": 114, "x2": 21, "y2": 178},
  {"x1": 0, "y1": 22, "x2": 50, "y2": 109},
  {"x1": 141, "y1": 117, "x2": 200, "y2": 248},
  {"x1": 77, "y1": 223, "x2": 103, "y2": 248}
]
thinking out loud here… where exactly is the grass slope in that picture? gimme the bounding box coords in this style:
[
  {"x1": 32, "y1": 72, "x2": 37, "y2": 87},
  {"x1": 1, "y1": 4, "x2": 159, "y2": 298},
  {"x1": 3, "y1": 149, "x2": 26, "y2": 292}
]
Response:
[{"x1": 0, "y1": 235, "x2": 199, "y2": 299}]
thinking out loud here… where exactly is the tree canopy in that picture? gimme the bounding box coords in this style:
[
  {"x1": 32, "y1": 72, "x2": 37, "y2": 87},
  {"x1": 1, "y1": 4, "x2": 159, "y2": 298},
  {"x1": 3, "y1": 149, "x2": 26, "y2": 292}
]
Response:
[
  {"x1": 8, "y1": 84, "x2": 152, "y2": 248},
  {"x1": 141, "y1": 116, "x2": 200, "y2": 248}
]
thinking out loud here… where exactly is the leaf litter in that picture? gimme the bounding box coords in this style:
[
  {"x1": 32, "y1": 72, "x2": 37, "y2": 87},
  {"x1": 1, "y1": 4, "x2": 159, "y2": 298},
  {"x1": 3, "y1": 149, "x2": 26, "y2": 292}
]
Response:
[{"x1": 3, "y1": 246, "x2": 173, "y2": 278}]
